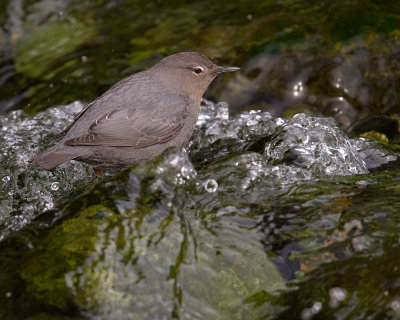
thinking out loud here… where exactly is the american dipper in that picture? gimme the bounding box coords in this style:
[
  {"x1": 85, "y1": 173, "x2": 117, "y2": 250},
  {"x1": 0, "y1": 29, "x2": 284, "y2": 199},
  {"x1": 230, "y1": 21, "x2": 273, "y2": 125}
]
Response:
[{"x1": 31, "y1": 52, "x2": 239, "y2": 174}]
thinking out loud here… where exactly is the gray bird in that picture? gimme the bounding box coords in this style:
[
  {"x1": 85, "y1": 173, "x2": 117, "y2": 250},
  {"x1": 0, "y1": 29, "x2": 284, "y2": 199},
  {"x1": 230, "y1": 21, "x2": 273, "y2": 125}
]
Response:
[{"x1": 31, "y1": 52, "x2": 239, "y2": 174}]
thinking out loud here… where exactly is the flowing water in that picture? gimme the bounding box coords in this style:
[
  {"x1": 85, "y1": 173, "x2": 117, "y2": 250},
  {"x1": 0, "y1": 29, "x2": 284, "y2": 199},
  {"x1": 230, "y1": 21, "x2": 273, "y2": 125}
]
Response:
[{"x1": 0, "y1": 100, "x2": 399, "y2": 319}]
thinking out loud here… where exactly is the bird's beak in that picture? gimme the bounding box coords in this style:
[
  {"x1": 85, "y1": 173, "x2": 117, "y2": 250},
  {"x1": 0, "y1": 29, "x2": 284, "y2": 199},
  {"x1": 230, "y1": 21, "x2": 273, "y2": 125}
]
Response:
[{"x1": 217, "y1": 66, "x2": 240, "y2": 74}]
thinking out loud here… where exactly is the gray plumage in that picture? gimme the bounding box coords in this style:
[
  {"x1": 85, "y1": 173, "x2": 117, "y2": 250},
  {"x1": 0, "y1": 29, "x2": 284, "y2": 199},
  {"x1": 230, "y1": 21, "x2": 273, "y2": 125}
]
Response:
[{"x1": 31, "y1": 52, "x2": 239, "y2": 172}]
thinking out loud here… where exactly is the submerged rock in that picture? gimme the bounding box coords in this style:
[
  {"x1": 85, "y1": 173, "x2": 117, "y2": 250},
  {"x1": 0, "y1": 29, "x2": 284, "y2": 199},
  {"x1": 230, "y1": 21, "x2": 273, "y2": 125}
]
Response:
[
  {"x1": 0, "y1": 99, "x2": 397, "y2": 242},
  {"x1": 263, "y1": 113, "x2": 369, "y2": 175},
  {"x1": 191, "y1": 99, "x2": 396, "y2": 184},
  {"x1": 0, "y1": 101, "x2": 96, "y2": 241},
  {"x1": 0, "y1": 99, "x2": 399, "y2": 319}
]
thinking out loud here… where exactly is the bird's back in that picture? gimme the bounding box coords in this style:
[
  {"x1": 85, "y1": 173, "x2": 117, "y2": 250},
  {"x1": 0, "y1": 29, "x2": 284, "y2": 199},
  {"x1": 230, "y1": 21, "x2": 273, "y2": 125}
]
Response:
[{"x1": 31, "y1": 70, "x2": 199, "y2": 171}]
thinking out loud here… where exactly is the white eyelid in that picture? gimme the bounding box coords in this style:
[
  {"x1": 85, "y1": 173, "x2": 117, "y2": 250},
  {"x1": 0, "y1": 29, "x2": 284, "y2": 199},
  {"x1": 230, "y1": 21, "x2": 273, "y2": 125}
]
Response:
[{"x1": 193, "y1": 66, "x2": 205, "y2": 74}]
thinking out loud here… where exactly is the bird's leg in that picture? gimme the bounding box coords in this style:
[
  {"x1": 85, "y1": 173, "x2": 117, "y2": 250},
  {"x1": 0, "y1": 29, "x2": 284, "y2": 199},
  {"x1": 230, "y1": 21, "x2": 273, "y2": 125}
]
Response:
[{"x1": 94, "y1": 168, "x2": 103, "y2": 176}]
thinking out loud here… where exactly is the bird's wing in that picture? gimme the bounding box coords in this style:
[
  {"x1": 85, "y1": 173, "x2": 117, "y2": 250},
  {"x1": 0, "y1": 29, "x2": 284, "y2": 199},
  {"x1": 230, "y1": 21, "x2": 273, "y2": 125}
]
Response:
[
  {"x1": 65, "y1": 100, "x2": 189, "y2": 148},
  {"x1": 58, "y1": 72, "x2": 153, "y2": 139},
  {"x1": 58, "y1": 102, "x2": 94, "y2": 138}
]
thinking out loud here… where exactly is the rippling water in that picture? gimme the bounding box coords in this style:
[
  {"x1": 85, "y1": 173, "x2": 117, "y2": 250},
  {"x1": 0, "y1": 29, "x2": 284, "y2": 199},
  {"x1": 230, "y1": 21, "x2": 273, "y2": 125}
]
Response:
[{"x1": 0, "y1": 99, "x2": 399, "y2": 319}]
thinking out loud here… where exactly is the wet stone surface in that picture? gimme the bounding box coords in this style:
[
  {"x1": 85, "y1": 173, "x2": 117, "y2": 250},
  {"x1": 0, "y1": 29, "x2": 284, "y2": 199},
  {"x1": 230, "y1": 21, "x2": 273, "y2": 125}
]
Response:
[
  {"x1": 0, "y1": 99, "x2": 399, "y2": 319},
  {"x1": 0, "y1": 99, "x2": 397, "y2": 241},
  {"x1": 0, "y1": 101, "x2": 95, "y2": 241}
]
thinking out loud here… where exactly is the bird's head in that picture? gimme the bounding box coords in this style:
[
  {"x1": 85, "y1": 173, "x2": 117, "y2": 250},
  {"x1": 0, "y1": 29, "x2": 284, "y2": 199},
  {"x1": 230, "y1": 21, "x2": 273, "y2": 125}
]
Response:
[{"x1": 151, "y1": 52, "x2": 240, "y2": 99}]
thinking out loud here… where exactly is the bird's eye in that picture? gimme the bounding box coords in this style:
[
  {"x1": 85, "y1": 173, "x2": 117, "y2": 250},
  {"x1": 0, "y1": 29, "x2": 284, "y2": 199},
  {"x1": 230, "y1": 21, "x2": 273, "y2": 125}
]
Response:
[{"x1": 192, "y1": 67, "x2": 204, "y2": 75}]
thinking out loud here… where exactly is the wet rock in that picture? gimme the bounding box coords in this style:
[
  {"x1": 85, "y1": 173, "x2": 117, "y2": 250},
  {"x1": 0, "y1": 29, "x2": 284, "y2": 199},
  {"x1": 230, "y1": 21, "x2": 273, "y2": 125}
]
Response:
[
  {"x1": 264, "y1": 113, "x2": 368, "y2": 176},
  {"x1": 0, "y1": 99, "x2": 399, "y2": 319},
  {"x1": 0, "y1": 101, "x2": 95, "y2": 241},
  {"x1": 351, "y1": 115, "x2": 399, "y2": 140},
  {"x1": 1, "y1": 99, "x2": 397, "y2": 242}
]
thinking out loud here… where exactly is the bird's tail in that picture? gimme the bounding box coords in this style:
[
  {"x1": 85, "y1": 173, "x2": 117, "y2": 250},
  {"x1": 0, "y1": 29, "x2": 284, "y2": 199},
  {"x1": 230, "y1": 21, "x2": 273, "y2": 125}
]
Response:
[{"x1": 30, "y1": 149, "x2": 78, "y2": 170}]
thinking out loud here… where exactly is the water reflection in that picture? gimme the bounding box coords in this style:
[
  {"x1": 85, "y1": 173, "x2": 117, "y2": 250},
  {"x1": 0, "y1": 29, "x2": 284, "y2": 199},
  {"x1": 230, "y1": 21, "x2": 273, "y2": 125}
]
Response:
[{"x1": 49, "y1": 171, "x2": 287, "y2": 319}]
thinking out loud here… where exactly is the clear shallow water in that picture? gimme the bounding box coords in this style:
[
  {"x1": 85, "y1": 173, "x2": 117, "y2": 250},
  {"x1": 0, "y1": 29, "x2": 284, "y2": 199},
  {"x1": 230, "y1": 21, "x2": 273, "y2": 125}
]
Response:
[{"x1": 0, "y1": 100, "x2": 399, "y2": 319}]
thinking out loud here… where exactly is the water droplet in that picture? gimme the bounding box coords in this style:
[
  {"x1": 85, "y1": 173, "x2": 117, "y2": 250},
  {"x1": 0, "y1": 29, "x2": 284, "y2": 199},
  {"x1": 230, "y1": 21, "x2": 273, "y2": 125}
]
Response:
[
  {"x1": 301, "y1": 301, "x2": 322, "y2": 320},
  {"x1": 181, "y1": 166, "x2": 195, "y2": 179},
  {"x1": 293, "y1": 81, "x2": 304, "y2": 97},
  {"x1": 311, "y1": 301, "x2": 322, "y2": 313},
  {"x1": 301, "y1": 308, "x2": 313, "y2": 320},
  {"x1": 168, "y1": 155, "x2": 180, "y2": 167},
  {"x1": 51, "y1": 182, "x2": 59, "y2": 191},
  {"x1": 246, "y1": 119, "x2": 258, "y2": 126},
  {"x1": 334, "y1": 77, "x2": 343, "y2": 88},
  {"x1": 204, "y1": 179, "x2": 218, "y2": 193},
  {"x1": 391, "y1": 297, "x2": 400, "y2": 314},
  {"x1": 216, "y1": 106, "x2": 229, "y2": 120},
  {"x1": 155, "y1": 166, "x2": 164, "y2": 174},
  {"x1": 329, "y1": 287, "x2": 347, "y2": 308}
]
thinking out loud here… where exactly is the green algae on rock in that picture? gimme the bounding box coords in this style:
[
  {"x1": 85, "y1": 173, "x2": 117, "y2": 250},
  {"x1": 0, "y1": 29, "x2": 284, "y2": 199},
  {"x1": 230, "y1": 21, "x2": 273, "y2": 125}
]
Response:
[
  {"x1": 0, "y1": 99, "x2": 399, "y2": 318},
  {"x1": 15, "y1": 20, "x2": 95, "y2": 79},
  {"x1": 10, "y1": 157, "x2": 286, "y2": 319}
]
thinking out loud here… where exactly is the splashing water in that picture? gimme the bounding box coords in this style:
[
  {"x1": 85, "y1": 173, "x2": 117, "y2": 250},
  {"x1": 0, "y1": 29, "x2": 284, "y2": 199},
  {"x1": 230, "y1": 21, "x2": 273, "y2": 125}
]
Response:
[
  {"x1": 0, "y1": 101, "x2": 95, "y2": 240},
  {"x1": 0, "y1": 99, "x2": 397, "y2": 241}
]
